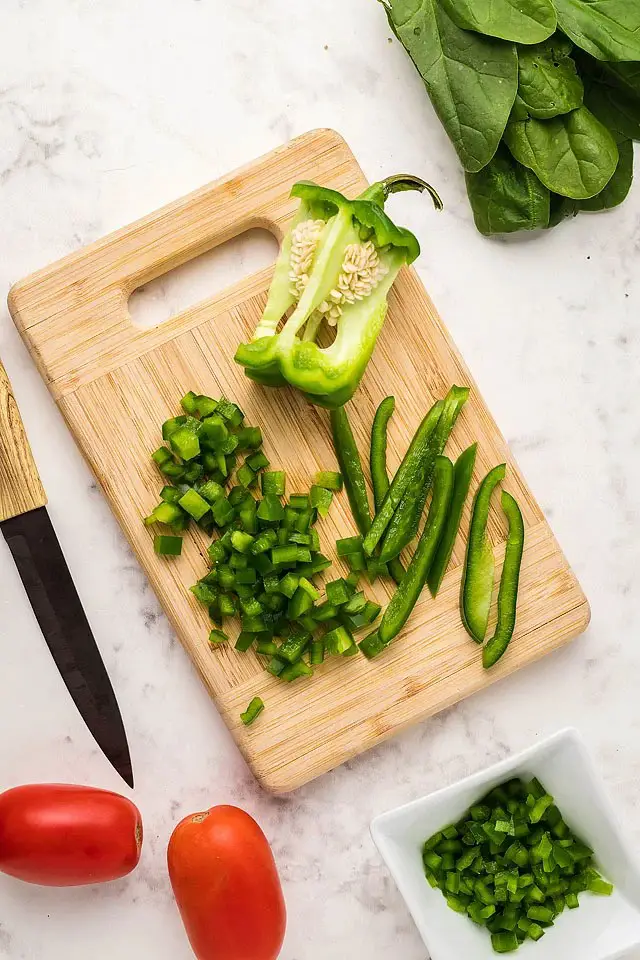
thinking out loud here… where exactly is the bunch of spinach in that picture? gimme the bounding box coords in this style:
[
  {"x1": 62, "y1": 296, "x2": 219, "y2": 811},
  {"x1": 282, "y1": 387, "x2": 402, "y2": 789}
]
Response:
[{"x1": 379, "y1": 0, "x2": 640, "y2": 236}]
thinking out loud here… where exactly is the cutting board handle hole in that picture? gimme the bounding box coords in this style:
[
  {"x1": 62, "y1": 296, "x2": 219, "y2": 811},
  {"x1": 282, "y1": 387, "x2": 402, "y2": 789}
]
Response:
[{"x1": 128, "y1": 228, "x2": 279, "y2": 329}]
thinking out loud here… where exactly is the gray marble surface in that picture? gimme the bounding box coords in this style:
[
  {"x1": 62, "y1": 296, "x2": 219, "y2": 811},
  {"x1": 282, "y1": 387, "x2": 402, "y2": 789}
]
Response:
[{"x1": 0, "y1": 1, "x2": 639, "y2": 957}]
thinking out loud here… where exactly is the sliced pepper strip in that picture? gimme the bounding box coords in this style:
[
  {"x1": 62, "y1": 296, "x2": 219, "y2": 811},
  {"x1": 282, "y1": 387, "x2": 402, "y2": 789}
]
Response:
[
  {"x1": 370, "y1": 396, "x2": 396, "y2": 509},
  {"x1": 330, "y1": 406, "x2": 372, "y2": 537},
  {"x1": 427, "y1": 443, "x2": 477, "y2": 597},
  {"x1": 363, "y1": 400, "x2": 444, "y2": 556},
  {"x1": 482, "y1": 491, "x2": 525, "y2": 669},
  {"x1": 360, "y1": 456, "x2": 454, "y2": 658},
  {"x1": 370, "y1": 395, "x2": 405, "y2": 585},
  {"x1": 461, "y1": 464, "x2": 506, "y2": 643},
  {"x1": 380, "y1": 386, "x2": 469, "y2": 563}
]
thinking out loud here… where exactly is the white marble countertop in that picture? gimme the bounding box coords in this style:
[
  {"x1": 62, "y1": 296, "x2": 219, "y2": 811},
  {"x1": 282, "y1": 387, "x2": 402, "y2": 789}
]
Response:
[{"x1": 1, "y1": 1, "x2": 639, "y2": 957}]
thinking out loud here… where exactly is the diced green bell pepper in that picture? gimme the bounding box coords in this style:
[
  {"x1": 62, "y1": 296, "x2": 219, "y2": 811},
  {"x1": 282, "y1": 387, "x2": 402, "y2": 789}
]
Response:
[{"x1": 154, "y1": 534, "x2": 183, "y2": 556}]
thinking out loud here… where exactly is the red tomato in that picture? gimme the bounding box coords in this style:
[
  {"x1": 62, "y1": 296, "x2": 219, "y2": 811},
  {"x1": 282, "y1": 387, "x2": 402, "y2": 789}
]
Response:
[
  {"x1": 168, "y1": 805, "x2": 286, "y2": 960},
  {"x1": 0, "y1": 784, "x2": 142, "y2": 886}
]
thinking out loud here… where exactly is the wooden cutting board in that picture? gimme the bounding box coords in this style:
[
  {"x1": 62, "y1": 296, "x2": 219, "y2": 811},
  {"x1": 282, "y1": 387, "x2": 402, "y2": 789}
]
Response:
[{"x1": 8, "y1": 129, "x2": 589, "y2": 793}]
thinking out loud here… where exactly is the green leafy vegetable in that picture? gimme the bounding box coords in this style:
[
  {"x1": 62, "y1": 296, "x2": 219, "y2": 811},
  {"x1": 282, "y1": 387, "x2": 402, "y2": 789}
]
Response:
[
  {"x1": 442, "y1": 0, "x2": 558, "y2": 43},
  {"x1": 596, "y1": 61, "x2": 640, "y2": 100},
  {"x1": 554, "y1": 0, "x2": 640, "y2": 62},
  {"x1": 517, "y1": 35, "x2": 583, "y2": 119},
  {"x1": 581, "y1": 134, "x2": 634, "y2": 210},
  {"x1": 465, "y1": 145, "x2": 550, "y2": 234},
  {"x1": 504, "y1": 106, "x2": 619, "y2": 199},
  {"x1": 584, "y1": 81, "x2": 640, "y2": 141},
  {"x1": 510, "y1": 96, "x2": 530, "y2": 121},
  {"x1": 547, "y1": 193, "x2": 579, "y2": 227},
  {"x1": 382, "y1": 0, "x2": 518, "y2": 172},
  {"x1": 379, "y1": 0, "x2": 639, "y2": 236},
  {"x1": 440, "y1": 0, "x2": 556, "y2": 45}
]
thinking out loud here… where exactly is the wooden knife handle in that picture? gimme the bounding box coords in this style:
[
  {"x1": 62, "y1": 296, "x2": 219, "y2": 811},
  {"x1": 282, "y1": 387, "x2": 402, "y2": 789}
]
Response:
[{"x1": 0, "y1": 358, "x2": 46, "y2": 522}]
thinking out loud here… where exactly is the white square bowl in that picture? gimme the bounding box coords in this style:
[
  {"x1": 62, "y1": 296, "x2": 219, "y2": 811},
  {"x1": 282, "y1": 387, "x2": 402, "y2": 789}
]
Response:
[{"x1": 371, "y1": 728, "x2": 640, "y2": 960}]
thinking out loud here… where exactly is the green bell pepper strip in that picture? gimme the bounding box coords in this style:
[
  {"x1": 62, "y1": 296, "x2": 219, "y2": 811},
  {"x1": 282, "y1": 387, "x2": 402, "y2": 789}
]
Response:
[
  {"x1": 482, "y1": 491, "x2": 525, "y2": 669},
  {"x1": 379, "y1": 386, "x2": 469, "y2": 563},
  {"x1": 235, "y1": 175, "x2": 441, "y2": 408},
  {"x1": 330, "y1": 406, "x2": 372, "y2": 537},
  {"x1": 370, "y1": 396, "x2": 396, "y2": 508},
  {"x1": 240, "y1": 697, "x2": 264, "y2": 726},
  {"x1": 370, "y1": 395, "x2": 405, "y2": 586},
  {"x1": 427, "y1": 443, "x2": 477, "y2": 597},
  {"x1": 363, "y1": 399, "x2": 444, "y2": 557},
  {"x1": 360, "y1": 456, "x2": 454, "y2": 659},
  {"x1": 461, "y1": 464, "x2": 506, "y2": 643}
]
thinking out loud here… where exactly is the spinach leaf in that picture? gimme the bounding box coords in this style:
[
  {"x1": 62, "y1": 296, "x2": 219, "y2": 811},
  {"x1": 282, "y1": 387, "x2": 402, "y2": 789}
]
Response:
[
  {"x1": 439, "y1": 0, "x2": 556, "y2": 45},
  {"x1": 600, "y1": 62, "x2": 640, "y2": 100},
  {"x1": 577, "y1": 51, "x2": 640, "y2": 140},
  {"x1": 584, "y1": 82, "x2": 640, "y2": 140},
  {"x1": 517, "y1": 35, "x2": 583, "y2": 119},
  {"x1": 574, "y1": 50, "x2": 640, "y2": 102},
  {"x1": 382, "y1": 0, "x2": 518, "y2": 172},
  {"x1": 554, "y1": 0, "x2": 640, "y2": 62},
  {"x1": 547, "y1": 193, "x2": 580, "y2": 227},
  {"x1": 581, "y1": 134, "x2": 634, "y2": 210},
  {"x1": 504, "y1": 106, "x2": 619, "y2": 199},
  {"x1": 465, "y1": 144, "x2": 550, "y2": 234},
  {"x1": 510, "y1": 95, "x2": 531, "y2": 121}
]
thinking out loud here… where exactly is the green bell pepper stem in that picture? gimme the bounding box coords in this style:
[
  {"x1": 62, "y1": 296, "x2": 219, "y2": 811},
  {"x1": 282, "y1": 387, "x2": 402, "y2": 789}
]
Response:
[
  {"x1": 461, "y1": 463, "x2": 507, "y2": 643},
  {"x1": 482, "y1": 491, "x2": 525, "y2": 669},
  {"x1": 330, "y1": 406, "x2": 372, "y2": 537},
  {"x1": 379, "y1": 386, "x2": 469, "y2": 563},
  {"x1": 370, "y1": 395, "x2": 405, "y2": 585},
  {"x1": 359, "y1": 173, "x2": 443, "y2": 210},
  {"x1": 363, "y1": 399, "x2": 444, "y2": 557},
  {"x1": 240, "y1": 697, "x2": 265, "y2": 726},
  {"x1": 428, "y1": 443, "x2": 477, "y2": 597},
  {"x1": 360, "y1": 456, "x2": 454, "y2": 658}
]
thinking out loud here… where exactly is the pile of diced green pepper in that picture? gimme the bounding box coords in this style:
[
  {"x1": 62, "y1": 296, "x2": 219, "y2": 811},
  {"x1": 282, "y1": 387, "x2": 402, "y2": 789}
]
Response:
[
  {"x1": 423, "y1": 777, "x2": 613, "y2": 953},
  {"x1": 145, "y1": 391, "x2": 383, "y2": 702},
  {"x1": 197, "y1": 487, "x2": 382, "y2": 681}
]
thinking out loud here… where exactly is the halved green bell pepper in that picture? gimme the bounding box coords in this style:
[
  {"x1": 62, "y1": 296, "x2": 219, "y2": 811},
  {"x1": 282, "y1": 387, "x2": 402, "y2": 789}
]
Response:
[{"x1": 235, "y1": 175, "x2": 441, "y2": 408}]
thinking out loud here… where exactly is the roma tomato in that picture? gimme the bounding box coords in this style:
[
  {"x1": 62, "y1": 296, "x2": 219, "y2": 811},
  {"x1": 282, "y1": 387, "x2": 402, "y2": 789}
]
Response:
[
  {"x1": 0, "y1": 784, "x2": 142, "y2": 886},
  {"x1": 168, "y1": 805, "x2": 286, "y2": 960}
]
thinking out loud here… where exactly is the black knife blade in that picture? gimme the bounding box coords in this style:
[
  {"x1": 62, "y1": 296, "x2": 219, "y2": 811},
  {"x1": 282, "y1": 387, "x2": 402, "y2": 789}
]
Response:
[{"x1": 2, "y1": 507, "x2": 133, "y2": 788}]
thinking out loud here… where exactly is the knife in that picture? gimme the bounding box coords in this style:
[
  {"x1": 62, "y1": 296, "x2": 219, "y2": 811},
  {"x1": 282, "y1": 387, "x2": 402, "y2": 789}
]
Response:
[{"x1": 0, "y1": 358, "x2": 133, "y2": 788}]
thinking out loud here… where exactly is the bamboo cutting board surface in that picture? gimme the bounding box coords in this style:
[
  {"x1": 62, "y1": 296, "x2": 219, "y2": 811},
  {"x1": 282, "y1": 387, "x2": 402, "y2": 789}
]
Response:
[{"x1": 8, "y1": 130, "x2": 590, "y2": 793}]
